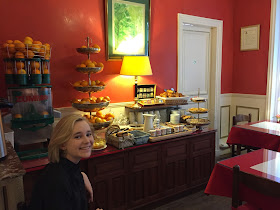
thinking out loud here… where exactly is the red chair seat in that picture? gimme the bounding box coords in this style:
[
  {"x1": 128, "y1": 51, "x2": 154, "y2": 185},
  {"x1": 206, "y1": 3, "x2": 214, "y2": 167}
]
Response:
[{"x1": 232, "y1": 202, "x2": 259, "y2": 210}]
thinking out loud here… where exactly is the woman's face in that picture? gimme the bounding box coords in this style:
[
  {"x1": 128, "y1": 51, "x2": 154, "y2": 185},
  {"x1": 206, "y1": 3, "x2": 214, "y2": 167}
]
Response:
[{"x1": 63, "y1": 120, "x2": 94, "y2": 164}]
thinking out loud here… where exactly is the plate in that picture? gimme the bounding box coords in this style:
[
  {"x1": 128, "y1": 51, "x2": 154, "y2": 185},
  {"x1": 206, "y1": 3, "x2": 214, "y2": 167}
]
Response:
[
  {"x1": 76, "y1": 47, "x2": 100, "y2": 54},
  {"x1": 92, "y1": 144, "x2": 107, "y2": 151},
  {"x1": 76, "y1": 67, "x2": 103, "y2": 74},
  {"x1": 73, "y1": 86, "x2": 106, "y2": 93},
  {"x1": 186, "y1": 118, "x2": 210, "y2": 126},
  {"x1": 188, "y1": 108, "x2": 208, "y2": 114},
  {"x1": 72, "y1": 101, "x2": 110, "y2": 112},
  {"x1": 191, "y1": 97, "x2": 206, "y2": 102}
]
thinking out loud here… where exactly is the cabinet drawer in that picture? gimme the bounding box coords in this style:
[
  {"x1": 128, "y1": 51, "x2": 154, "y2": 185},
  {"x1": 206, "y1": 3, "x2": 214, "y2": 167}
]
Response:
[
  {"x1": 191, "y1": 133, "x2": 215, "y2": 155},
  {"x1": 89, "y1": 153, "x2": 127, "y2": 177},
  {"x1": 129, "y1": 146, "x2": 160, "y2": 169},
  {"x1": 164, "y1": 140, "x2": 189, "y2": 158}
]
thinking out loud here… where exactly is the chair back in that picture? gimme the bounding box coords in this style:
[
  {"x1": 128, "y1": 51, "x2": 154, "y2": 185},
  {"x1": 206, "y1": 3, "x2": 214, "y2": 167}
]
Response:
[
  {"x1": 233, "y1": 114, "x2": 251, "y2": 126},
  {"x1": 232, "y1": 165, "x2": 280, "y2": 208}
]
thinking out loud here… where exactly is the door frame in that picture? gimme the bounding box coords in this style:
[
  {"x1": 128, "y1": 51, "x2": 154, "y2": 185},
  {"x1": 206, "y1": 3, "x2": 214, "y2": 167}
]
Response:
[{"x1": 177, "y1": 13, "x2": 223, "y2": 151}]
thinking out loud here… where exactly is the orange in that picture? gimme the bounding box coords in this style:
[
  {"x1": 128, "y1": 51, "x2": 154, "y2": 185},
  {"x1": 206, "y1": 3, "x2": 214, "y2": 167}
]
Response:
[
  {"x1": 90, "y1": 80, "x2": 96, "y2": 86},
  {"x1": 95, "y1": 117, "x2": 102, "y2": 123},
  {"x1": 96, "y1": 111, "x2": 103, "y2": 117},
  {"x1": 17, "y1": 69, "x2": 27, "y2": 74},
  {"x1": 81, "y1": 98, "x2": 90, "y2": 102},
  {"x1": 16, "y1": 62, "x2": 24, "y2": 69},
  {"x1": 33, "y1": 41, "x2": 42, "y2": 45},
  {"x1": 15, "y1": 51, "x2": 24, "y2": 58},
  {"x1": 43, "y1": 69, "x2": 49, "y2": 74},
  {"x1": 73, "y1": 81, "x2": 81, "y2": 87},
  {"x1": 92, "y1": 44, "x2": 101, "y2": 52},
  {"x1": 25, "y1": 50, "x2": 35, "y2": 58},
  {"x1": 102, "y1": 98, "x2": 108, "y2": 102},
  {"x1": 80, "y1": 63, "x2": 86, "y2": 68},
  {"x1": 91, "y1": 96, "x2": 97, "y2": 101},
  {"x1": 14, "y1": 114, "x2": 22, "y2": 119},
  {"x1": 2, "y1": 43, "x2": 9, "y2": 48},
  {"x1": 41, "y1": 111, "x2": 49, "y2": 116},
  {"x1": 81, "y1": 45, "x2": 87, "y2": 48},
  {"x1": 24, "y1": 39, "x2": 33, "y2": 46},
  {"x1": 96, "y1": 97, "x2": 104, "y2": 103},
  {"x1": 38, "y1": 48, "x2": 45, "y2": 56},
  {"x1": 13, "y1": 40, "x2": 22, "y2": 44},
  {"x1": 105, "y1": 113, "x2": 115, "y2": 118},
  {"x1": 104, "y1": 96, "x2": 110, "y2": 101},
  {"x1": 100, "y1": 81, "x2": 106, "y2": 86},
  {"x1": 32, "y1": 69, "x2": 41, "y2": 74},
  {"x1": 90, "y1": 99, "x2": 96, "y2": 104},
  {"x1": 8, "y1": 44, "x2": 16, "y2": 54},
  {"x1": 95, "y1": 80, "x2": 101, "y2": 85},
  {"x1": 87, "y1": 63, "x2": 95, "y2": 68},
  {"x1": 43, "y1": 43, "x2": 50, "y2": 50},
  {"x1": 96, "y1": 62, "x2": 104, "y2": 67},
  {"x1": 81, "y1": 80, "x2": 88, "y2": 87},
  {"x1": 6, "y1": 40, "x2": 13, "y2": 44},
  {"x1": 31, "y1": 62, "x2": 40, "y2": 69},
  {"x1": 45, "y1": 54, "x2": 50, "y2": 60},
  {"x1": 72, "y1": 99, "x2": 80, "y2": 103},
  {"x1": 6, "y1": 69, "x2": 13, "y2": 74},
  {"x1": 6, "y1": 62, "x2": 13, "y2": 68},
  {"x1": 15, "y1": 42, "x2": 26, "y2": 51},
  {"x1": 106, "y1": 117, "x2": 113, "y2": 121},
  {"x1": 92, "y1": 61, "x2": 97, "y2": 66},
  {"x1": 101, "y1": 119, "x2": 106, "y2": 123},
  {"x1": 79, "y1": 100, "x2": 87, "y2": 104},
  {"x1": 83, "y1": 59, "x2": 92, "y2": 66},
  {"x1": 24, "y1": 36, "x2": 33, "y2": 42}
]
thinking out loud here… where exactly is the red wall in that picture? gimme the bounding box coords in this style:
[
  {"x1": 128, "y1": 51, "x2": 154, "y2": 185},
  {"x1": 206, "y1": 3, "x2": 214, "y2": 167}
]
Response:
[
  {"x1": 1, "y1": 0, "x2": 235, "y2": 107},
  {"x1": 232, "y1": 0, "x2": 271, "y2": 95}
]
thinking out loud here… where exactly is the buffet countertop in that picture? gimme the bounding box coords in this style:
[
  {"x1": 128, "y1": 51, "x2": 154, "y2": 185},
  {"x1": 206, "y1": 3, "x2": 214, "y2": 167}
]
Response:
[
  {"x1": 21, "y1": 128, "x2": 216, "y2": 173},
  {"x1": 0, "y1": 141, "x2": 25, "y2": 184}
]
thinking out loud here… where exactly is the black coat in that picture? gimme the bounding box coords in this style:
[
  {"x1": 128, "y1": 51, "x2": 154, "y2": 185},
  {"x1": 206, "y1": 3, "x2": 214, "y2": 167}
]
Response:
[{"x1": 29, "y1": 158, "x2": 88, "y2": 210}]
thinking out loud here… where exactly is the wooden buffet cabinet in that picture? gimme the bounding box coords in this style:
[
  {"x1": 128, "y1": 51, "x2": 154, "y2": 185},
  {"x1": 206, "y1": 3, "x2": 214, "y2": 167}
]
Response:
[{"x1": 22, "y1": 129, "x2": 216, "y2": 210}]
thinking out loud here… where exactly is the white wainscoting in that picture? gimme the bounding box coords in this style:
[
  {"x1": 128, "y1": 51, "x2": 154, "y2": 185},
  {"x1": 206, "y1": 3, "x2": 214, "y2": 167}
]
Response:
[{"x1": 220, "y1": 93, "x2": 267, "y2": 140}]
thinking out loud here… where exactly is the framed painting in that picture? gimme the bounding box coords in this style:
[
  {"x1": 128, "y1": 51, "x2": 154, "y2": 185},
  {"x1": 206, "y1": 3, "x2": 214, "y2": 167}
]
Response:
[{"x1": 105, "y1": 0, "x2": 150, "y2": 60}]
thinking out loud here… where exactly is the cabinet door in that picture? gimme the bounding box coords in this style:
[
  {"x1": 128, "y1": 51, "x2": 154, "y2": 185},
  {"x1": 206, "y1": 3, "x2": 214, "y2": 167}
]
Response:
[
  {"x1": 162, "y1": 138, "x2": 190, "y2": 195},
  {"x1": 88, "y1": 152, "x2": 128, "y2": 210},
  {"x1": 128, "y1": 145, "x2": 161, "y2": 208},
  {"x1": 190, "y1": 133, "x2": 215, "y2": 186}
]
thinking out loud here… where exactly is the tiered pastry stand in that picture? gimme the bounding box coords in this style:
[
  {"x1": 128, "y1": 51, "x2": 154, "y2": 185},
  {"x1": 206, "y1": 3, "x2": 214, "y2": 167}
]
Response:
[
  {"x1": 72, "y1": 37, "x2": 111, "y2": 150},
  {"x1": 187, "y1": 89, "x2": 210, "y2": 130}
]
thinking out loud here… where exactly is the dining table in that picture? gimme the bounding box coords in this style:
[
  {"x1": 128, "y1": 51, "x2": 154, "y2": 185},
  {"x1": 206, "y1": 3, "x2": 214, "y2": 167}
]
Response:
[
  {"x1": 227, "y1": 120, "x2": 280, "y2": 153},
  {"x1": 205, "y1": 148, "x2": 280, "y2": 209}
]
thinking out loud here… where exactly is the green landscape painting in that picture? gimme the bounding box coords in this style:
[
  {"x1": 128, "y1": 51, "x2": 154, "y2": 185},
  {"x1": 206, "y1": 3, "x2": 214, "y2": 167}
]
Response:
[{"x1": 112, "y1": 0, "x2": 145, "y2": 55}]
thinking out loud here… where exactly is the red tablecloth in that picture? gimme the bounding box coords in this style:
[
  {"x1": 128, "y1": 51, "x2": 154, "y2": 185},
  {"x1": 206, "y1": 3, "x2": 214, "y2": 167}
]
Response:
[
  {"x1": 227, "y1": 126, "x2": 280, "y2": 151},
  {"x1": 205, "y1": 150, "x2": 280, "y2": 209}
]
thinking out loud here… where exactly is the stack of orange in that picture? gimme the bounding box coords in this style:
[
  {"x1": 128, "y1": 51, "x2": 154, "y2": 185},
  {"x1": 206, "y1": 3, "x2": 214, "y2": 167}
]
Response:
[
  {"x1": 84, "y1": 111, "x2": 114, "y2": 124},
  {"x1": 72, "y1": 96, "x2": 110, "y2": 104},
  {"x1": 76, "y1": 59, "x2": 104, "y2": 68},
  {"x1": 1, "y1": 36, "x2": 51, "y2": 59},
  {"x1": 73, "y1": 80, "x2": 106, "y2": 87}
]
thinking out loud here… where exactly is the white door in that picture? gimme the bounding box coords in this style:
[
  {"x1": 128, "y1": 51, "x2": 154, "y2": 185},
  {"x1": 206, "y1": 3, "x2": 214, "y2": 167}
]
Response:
[{"x1": 178, "y1": 26, "x2": 211, "y2": 119}]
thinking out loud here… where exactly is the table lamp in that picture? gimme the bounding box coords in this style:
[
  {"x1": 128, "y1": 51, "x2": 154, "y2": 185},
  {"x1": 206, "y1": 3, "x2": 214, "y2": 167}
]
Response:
[{"x1": 120, "y1": 56, "x2": 152, "y2": 107}]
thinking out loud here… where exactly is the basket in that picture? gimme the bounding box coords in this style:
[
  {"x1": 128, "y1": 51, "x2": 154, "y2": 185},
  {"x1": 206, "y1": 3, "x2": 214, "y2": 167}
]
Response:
[
  {"x1": 130, "y1": 130, "x2": 150, "y2": 145},
  {"x1": 107, "y1": 133, "x2": 134, "y2": 149},
  {"x1": 156, "y1": 96, "x2": 189, "y2": 105}
]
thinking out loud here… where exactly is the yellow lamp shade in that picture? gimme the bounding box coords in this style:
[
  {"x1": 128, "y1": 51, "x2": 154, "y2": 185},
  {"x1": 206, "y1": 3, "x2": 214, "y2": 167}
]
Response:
[{"x1": 120, "y1": 56, "x2": 152, "y2": 76}]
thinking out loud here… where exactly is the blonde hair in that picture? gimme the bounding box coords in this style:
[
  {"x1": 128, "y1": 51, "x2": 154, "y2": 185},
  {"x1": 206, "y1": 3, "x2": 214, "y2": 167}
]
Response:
[{"x1": 48, "y1": 114, "x2": 89, "y2": 163}]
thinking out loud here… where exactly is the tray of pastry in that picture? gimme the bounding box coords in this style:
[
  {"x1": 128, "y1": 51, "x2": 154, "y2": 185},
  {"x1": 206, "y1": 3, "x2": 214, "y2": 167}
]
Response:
[
  {"x1": 75, "y1": 67, "x2": 103, "y2": 74},
  {"x1": 186, "y1": 118, "x2": 210, "y2": 126},
  {"x1": 74, "y1": 86, "x2": 106, "y2": 93},
  {"x1": 188, "y1": 107, "x2": 208, "y2": 114},
  {"x1": 72, "y1": 101, "x2": 110, "y2": 112},
  {"x1": 76, "y1": 47, "x2": 100, "y2": 54},
  {"x1": 191, "y1": 97, "x2": 206, "y2": 102}
]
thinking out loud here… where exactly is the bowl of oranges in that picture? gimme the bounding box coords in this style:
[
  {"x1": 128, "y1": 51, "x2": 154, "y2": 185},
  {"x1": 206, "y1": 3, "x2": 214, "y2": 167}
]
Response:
[
  {"x1": 84, "y1": 111, "x2": 115, "y2": 130},
  {"x1": 76, "y1": 59, "x2": 104, "y2": 74},
  {"x1": 72, "y1": 80, "x2": 106, "y2": 93},
  {"x1": 72, "y1": 96, "x2": 110, "y2": 112},
  {"x1": 76, "y1": 44, "x2": 101, "y2": 54}
]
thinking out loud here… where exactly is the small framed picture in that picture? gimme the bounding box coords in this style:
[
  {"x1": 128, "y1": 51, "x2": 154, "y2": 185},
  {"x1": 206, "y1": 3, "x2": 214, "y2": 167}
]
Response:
[{"x1": 240, "y1": 24, "x2": 260, "y2": 51}]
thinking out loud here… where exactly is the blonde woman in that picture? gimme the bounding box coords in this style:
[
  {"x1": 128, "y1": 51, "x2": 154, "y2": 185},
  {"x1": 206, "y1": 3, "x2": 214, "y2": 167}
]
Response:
[{"x1": 29, "y1": 114, "x2": 94, "y2": 210}]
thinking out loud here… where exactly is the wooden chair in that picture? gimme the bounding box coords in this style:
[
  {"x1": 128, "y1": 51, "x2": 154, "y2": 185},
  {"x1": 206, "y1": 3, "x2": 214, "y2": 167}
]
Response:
[
  {"x1": 231, "y1": 114, "x2": 252, "y2": 157},
  {"x1": 232, "y1": 165, "x2": 280, "y2": 209}
]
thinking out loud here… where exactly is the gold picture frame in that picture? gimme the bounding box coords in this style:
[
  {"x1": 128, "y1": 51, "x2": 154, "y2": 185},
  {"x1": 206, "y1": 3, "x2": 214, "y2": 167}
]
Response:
[{"x1": 240, "y1": 24, "x2": 260, "y2": 51}]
